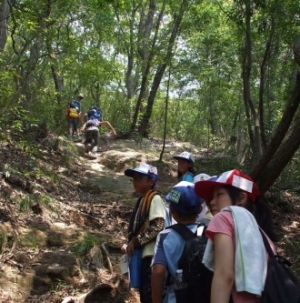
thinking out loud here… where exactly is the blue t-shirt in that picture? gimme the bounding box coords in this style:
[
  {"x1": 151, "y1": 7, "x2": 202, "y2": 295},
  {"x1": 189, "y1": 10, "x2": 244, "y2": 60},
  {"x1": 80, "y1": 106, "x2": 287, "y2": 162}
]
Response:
[
  {"x1": 179, "y1": 172, "x2": 194, "y2": 183},
  {"x1": 152, "y1": 224, "x2": 199, "y2": 303}
]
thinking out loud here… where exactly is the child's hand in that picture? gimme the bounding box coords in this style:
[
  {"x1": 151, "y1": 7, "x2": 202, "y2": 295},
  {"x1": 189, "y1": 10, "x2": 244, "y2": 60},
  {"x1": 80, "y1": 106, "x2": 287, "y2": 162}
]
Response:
[
  {"x1": 127, "y1": 241, "x2": 135, "y2": 256},
  {"x1": 121, "y1": 243, "x2": 127, "y2": 254}
]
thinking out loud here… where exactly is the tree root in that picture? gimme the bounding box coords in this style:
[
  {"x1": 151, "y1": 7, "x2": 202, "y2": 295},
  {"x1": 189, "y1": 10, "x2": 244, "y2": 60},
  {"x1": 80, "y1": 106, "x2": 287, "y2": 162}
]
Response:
[{"x1": 101, "y1": 242, "x2": 113, "y2": 274}]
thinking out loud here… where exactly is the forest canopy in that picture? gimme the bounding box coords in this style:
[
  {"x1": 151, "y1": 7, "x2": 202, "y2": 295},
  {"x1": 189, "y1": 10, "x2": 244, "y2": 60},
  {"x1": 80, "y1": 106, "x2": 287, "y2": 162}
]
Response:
[{"x1": 1, "y1": 0, "x2": 300, "y2": 191}]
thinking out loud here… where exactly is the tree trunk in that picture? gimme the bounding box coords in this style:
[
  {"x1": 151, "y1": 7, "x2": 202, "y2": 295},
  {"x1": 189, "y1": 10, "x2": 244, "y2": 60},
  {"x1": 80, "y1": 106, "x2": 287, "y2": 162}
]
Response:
[
  {"x1": 0, "y1": 0, "x2": 10, "y2": 51},
  {"x1": 250, "y1": 72, "x2": 300, "y2": 181},
  {"x1": 242, "y1": 1, "x2": 262, "y2": 161},
  {"x1": 258, "y1": 17, "x2": 275, "y2": 150},
  {"x1": 159, "y1": 67, "x2": 171, "y2": 162},
  {"x1": 138, "y1": 0, "x2": 188, "y2": 136},
  {"x1": 255, "y1": 112, "x2": 300, "y2": 194},
  {"x1": 50, "y1": 64, "x2": 64, "y2": 127},
  {"x1": 130, "y1": 0, "x2": 160, "y2": 131}
]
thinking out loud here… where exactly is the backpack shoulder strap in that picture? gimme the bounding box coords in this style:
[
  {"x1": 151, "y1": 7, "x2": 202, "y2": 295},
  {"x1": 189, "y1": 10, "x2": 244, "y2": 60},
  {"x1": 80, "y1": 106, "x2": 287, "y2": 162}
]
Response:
[
  {"x1": 259, "y1": 229, "x2": 275, "y2": 257},
  {"x1": 169, "y1": 223, "x2": 205, "y2": 241}
]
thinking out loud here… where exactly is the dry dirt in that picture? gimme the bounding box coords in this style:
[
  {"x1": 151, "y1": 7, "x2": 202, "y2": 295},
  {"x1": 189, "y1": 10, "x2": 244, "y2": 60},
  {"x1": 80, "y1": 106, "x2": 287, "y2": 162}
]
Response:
[{"x1": 0, "y1": 133, "x2": 299, "y2": 303}]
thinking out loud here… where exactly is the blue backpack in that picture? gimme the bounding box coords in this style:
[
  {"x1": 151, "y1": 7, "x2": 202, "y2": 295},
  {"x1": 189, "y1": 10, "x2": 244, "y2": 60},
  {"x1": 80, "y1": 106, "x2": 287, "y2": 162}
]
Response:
[{"x1": 87, "y1": 106, "x2": 102, "y2": 121}]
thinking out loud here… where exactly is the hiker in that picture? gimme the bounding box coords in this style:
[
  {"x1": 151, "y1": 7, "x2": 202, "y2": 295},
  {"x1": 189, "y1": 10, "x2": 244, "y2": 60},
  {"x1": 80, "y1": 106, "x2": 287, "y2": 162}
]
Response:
[
  {"x1": 81, "y1": 106, "x2": 117, "y2": 156},
  {"x1": 151, "y1": 181, "x2": 213, "y2": 303},
  {"x1": 66, "y1": 93, "x2": 84, "y2": 137},
  {"x1": 164, "y1": 167, "x2": 204, "y2": 228},
  {"x1": 83, "y1": 105, "x2": 117, "y2": 135},
  {"x1": 194, "y1": 169, "x2": 278, "y2": 303},
  {"x1": 173, "y1": 152, "x2": 195, "y2": 183},
  {"x1": 121, "y1": 163, "x2": 165, "y2": 303}
]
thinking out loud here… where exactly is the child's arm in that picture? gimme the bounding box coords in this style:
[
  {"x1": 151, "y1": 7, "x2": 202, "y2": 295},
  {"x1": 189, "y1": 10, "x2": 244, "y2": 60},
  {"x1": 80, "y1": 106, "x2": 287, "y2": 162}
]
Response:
[
  {"x1": 100, "y1": 120, "x2": 117, "y2": 135},
  {"x1": 80, "y1": 122, "x2": 87, "y2": 132},
  {"x1": 211, "y1": 233, "x2": 234, "y2": 303},
  {"x1": 133, "y1": 217, "x2": 165, "y2": 247},
  {"x1": 152, "y1": 264, "x2": 166, "y2": 303}
]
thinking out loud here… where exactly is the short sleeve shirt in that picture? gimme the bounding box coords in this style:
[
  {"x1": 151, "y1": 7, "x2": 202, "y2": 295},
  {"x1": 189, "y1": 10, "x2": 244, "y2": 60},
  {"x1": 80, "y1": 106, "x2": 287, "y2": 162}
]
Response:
[
  {"x1": 179, "y1": 172, "x2": 194, "y2": 183},
  {"x1": 152, "y1": 224, "x2": 199, "y2": 303},
  {"x1": 207, "y1": 212, "x2": 267, "y2": 303}
]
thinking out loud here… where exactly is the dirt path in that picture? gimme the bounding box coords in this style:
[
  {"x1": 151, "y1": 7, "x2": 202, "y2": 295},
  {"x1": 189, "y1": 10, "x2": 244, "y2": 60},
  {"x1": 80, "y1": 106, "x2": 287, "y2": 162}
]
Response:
[{"x1": 0, "y1": 135, "x2": 299, "y2": 303}]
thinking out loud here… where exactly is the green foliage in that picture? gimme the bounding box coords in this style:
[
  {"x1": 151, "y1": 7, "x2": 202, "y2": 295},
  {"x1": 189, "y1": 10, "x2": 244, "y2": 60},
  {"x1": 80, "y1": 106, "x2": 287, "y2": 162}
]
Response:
[
  {"x1": 50, "y1": 279, "x2": 69, "y2": 294},
  {"x1": 19, "y1": 229, "x2": 47, "y2": 248},
  {"x1": 0, "y1": 0, "x2": 299, "y2": 187},
  {"x1": 19, "y1": 195, "x2": 33, "y2": 212},
  {"x1": 72, "y1": 233, "x2": 101, "y2": 256},
  {"x1": 19, "y1": 194, "x2": 57, "y2": 213}
]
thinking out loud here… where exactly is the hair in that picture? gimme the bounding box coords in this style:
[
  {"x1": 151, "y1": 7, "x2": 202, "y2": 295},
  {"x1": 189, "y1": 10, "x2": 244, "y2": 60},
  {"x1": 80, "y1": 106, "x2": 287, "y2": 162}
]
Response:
[
  {"x1": 147, "y1": 175, "x2": 157, "y2": 190},
  {"x1": 177, "y1": 160, "x2": 196, "y2": 180},
  {"x1": 224, "y1": 185, "x2": 278, "y2": 242},
  {"x1": 170, "y1": 204, "x2": 199, "y2": 221}
]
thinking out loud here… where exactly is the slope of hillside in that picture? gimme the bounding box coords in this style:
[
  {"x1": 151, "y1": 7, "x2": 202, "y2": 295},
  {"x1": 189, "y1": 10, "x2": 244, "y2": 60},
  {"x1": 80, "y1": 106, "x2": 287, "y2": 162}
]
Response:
[{"x1": 0, "y1": 134, "x2": 299, "y2": 303}]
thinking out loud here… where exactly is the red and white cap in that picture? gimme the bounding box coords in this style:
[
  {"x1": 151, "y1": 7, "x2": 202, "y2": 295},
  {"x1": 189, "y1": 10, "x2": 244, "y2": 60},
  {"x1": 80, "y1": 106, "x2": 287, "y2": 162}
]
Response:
[{"x1": 194, "y1": 169, "x2": 260, "y2": 203}]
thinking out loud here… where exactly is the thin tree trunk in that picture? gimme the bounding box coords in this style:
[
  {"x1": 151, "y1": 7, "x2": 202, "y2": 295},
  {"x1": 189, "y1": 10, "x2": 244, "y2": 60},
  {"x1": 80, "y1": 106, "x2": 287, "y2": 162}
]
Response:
[
  {"x1": 138, "y1": 0, "x2": 188, "y2": 136},
  {"x1": 130, "y1": 0, "x2": 165, "y2": 131},
  {"x1": 159, "y1": 67, "x2": 171, "y2": 162},
  {"x1": 242, "y1": 1, "x2": 262, "y2": 160},
  {"x1": 0, "y1": 0, "x2": 10, "y2": 51},
  {"x1": 258, "y1": 17, "x2": 275, "y2": 150}
]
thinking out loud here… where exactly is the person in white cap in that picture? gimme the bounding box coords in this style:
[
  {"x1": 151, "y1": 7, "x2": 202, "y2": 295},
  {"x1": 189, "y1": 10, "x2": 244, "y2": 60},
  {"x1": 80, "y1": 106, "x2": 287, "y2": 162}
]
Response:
[
  {"x1": 173, "y1": 151, "x2": 195, "y2": 183},
  {"x1": 121, "y1": 163, "x2": 165, "y2": 303}
]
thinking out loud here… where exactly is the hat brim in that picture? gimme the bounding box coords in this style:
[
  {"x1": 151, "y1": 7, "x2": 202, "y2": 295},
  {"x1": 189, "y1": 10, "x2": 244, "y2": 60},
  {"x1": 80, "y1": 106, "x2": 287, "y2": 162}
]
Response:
[
  {"x1": 195, "y1": 180, "x2": 259, "y2": 203},
  {"x1": 173, "y1": 156, "x2": 193, "y2": 163},
  {"x1": 124, "y1": 168, "x2": 148, "y2": 178},
  {"x1": 194, "y1": 180, "x2": 225, "y2": 202}
]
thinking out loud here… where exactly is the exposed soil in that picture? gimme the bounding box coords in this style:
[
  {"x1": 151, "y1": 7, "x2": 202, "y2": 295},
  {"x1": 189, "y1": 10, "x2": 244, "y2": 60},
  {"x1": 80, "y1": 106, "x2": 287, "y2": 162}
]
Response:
[{"x1": 0, "y1": 132, "x2": 299, "y2": 303}]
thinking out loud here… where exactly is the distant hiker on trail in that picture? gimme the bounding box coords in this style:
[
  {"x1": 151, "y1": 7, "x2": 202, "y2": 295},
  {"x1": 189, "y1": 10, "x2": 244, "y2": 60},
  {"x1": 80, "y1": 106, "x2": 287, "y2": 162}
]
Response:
[
  {"x1": 66, "y1": 93, "x2": 84, "y2": 137},
  {"x1": 121, "y1": 163, "x2": 165, "y2": 303},
  {"x1": 173, "y1": 152, "x2": 195, "y2": 183},
  {"x1": 81, "y1": 105, "x2": 117, "y2": 156}
]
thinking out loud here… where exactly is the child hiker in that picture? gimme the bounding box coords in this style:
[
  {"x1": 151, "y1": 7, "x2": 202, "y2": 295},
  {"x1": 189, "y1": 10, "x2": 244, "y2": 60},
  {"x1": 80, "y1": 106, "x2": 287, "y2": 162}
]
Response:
[
  {"x1": 173, "y1": 152, "x2": 195, "y2": 183},
  {"x1": 164, "y1": 152, "x2": 196, "y2": 227},
  {"x1": 194, "y1": 169, "x2": 278, "y2": 303},
  {"x1": 151, "y1": 181, "x2": 213, "y2": 303},
  {"x1": 81, "y1": 105, "x2": 116, "y2": 156},
  {"x1": 121, "y1": 163, "x2": 165, "y2": 303}
]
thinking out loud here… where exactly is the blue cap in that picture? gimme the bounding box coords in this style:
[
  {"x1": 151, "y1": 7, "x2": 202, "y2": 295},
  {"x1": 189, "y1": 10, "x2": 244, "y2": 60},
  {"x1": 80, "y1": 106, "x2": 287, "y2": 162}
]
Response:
[{"x1": 166, "y1": 181, "x2": 203, "y2": 215}]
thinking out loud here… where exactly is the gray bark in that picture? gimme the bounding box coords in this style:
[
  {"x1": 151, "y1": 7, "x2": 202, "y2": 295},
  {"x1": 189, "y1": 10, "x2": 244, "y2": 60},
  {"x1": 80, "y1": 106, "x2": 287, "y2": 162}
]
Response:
[{"x1": 0, "y1": 0, "x2": 10, "y2": 51}]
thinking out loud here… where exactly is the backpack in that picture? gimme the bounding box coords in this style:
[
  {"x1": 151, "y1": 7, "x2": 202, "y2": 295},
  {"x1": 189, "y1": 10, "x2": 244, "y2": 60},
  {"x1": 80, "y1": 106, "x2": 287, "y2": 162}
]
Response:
[
  {"x1": 168, "y1": 223, "x2": 213, "y2": 303},
  {"x1": 69, "y1": 101, "x2": 80, "y2": 118},
  {"x1": 87, "y1": 106, "x2": 102, "y2": 121},
  {"x1": 260, "y1": 230, "x2": 300, "y2": 303}
]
